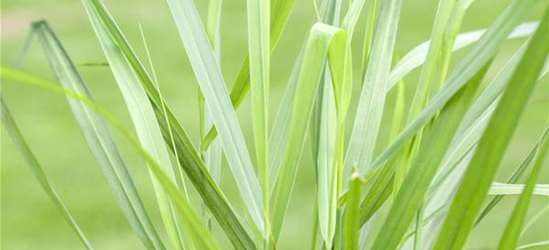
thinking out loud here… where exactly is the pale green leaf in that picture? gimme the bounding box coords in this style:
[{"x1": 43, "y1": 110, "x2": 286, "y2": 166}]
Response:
[
  {"x1": 162, "y1": 0, "x2": 265, "y2": 233},
  {"x1": 32, "y1": 21, "x2": 166, "y2": 250},
  {"x1": 517, "y1": 241, "x2": 549, "y2": 250},
  {"x1": 77, "y1": 0, "x2": 256, "y2": 247},
  {"x1": 201, "y1": 0, "x2": 297, "y2": 150},
  {"x1": 246, "y1": 0, "x2": 271, "y2": 239},
  {"x1": 488, "y1": 183, "x2": 549, "y2": 196},
  {"x1": 388, "y1": 22, "x2": 538, "y2": 89},
  {"x1": 80, "y1": 0, "x2": 187, "y2": 248},
  {"x1": 271, "y1": 22, "x2": 347, "y2": 240},
  {"x1": 343, "y1": 0, "x2": 403, "y2": 183}
]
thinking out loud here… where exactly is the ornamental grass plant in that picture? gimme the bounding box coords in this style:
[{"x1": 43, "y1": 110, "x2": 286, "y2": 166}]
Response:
[{"x1": 1, "y1": 0, "x2": 548, "y2": 249}]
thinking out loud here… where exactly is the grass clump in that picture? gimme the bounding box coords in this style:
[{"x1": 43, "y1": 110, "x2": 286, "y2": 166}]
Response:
[{"x1": 1, "y1": 0, "x2": 548, "y2": 249}]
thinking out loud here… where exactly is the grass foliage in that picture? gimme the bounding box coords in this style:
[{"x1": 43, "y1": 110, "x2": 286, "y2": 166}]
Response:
[{"x1": 1, "y1": 0, "x2": 548, "y2": 249}]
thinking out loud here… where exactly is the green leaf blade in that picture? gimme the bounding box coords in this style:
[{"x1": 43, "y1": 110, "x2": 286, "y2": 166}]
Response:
[
  {"x1": 371, "y1": 62, "x2": 489, "y2": 250},
  {"x1": 1, "y1": 99, "x2": 94, "y2": 250},
  {"x1": 433, "y1": 6, "x2": 549, "y2": 249},
  {"x1": 32, "y1": 21, "x2": 166, "y2": 250}
]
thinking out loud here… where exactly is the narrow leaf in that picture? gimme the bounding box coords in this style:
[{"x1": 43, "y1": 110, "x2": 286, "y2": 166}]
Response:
[
  {"x1": 162, "y1": 0, "x2": 265, "y2": 233},
  {"x1": 1, "y1": 68, "x2": 221, "y2": 250},
  {"x1": 497, "y1": 117, "x2": 549, "y2": 249},
  {"x1": 371, "y1": 62, "x2": 489, "y2": 250},
  {"x1": 343, "y1": 0, "x2": 403, "y2": 183},
  {"x1": 433, "y1": 7, "x2": 549, "y2": 249},
  {"x1": 76, "y1": 0, "x2": 256, "y2": 246},
  {"x1": 343, "y1": 172, "x2": 363, "y2": 250},
  {"x1": 1, "y1": 98, "x2": 94, "y2": 249},
  {"x1": 271, "y1": 22, "x2": 347, "y2": 239},
  {"x1": 32, "y1": 21, "x2": 166, "y2": 250}
]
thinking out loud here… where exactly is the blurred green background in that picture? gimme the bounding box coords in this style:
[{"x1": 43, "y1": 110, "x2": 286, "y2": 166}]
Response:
[{"x1": 1, "y1": 0, "x2": 548, "y2": 249}]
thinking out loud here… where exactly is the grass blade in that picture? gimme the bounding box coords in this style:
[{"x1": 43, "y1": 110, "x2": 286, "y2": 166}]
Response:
[
  {"x1": 517, "y1": 241, "x2": 549, "y2": 250},
  {"x1": 421, "y1": 39, "x2": 549, "y2": 239},
  {"x1": 417, "y1": 39, "x2": 534, "y2": 245},
  {"x1": 31, "y1": 21, "x2": 166, "y2": 250},
  {"x1": 1, "y1": 68, "x2": 221, "y2": 249},
  {"x1": 401, "y1": 123, "x2": 549, "y2": 247},
  {"x1": 79, "y1": 1, "x2": 189, "y2": 248},
  {"x1": 1, "y1": 98, "x2": 94, "y2": 249},
  {"x1": 343, "y1": 0, "x2": 403, "y2": 182},
  {"x1": 406, "y1": 0, "x2": 458, "y2": 124},
  {"x1": 371, "y1": 62, "x2": 489, "y2": 250},
  {"x1": 357, "y1": 0, "x2": 543, "y2": 183},
  {"x1": 200, "y1": 0, "x2": 297, "y2": 150},
  {"x1": 269, "y1": 0, "x2": 339, "y2": 191},
  {"x1": 246, "y1": 0, "x2": 271, "y2": 241},
  {"x1": 271, "y1": 22, "x2": 347, "y2": 240},
  {"x1": 163, "y1": 0, "x2": 265, "y2": 233},
  {"x1": 360, "y1": 0, "x2": 378, "y2": 77},
  {"x1": 497, "y1": 116, "x2": 549, "y2": 249},
  {"x1": 200, "y1": 0, "x2": 224, "y2": 229},
  {"x1": 475, "y1": 124, "x2": 549, "y2": 224},
  {"x1": 393, "y1": 0, "x2": 466, "y2": 198},
  {"x1": 353, "y1": 0, "x2": 543, "y2": 233},
  {"x1": 489, "y1": 183, "x2": 549, "y2": 196},
  {"x1": 312, "y1": 0, "x2": 353, "y2": 247},
  {"x1": 315, "y1": 70, "x2": 339, "y2": 248},
  {"x1": 477, "y1": 132, "x2": 546, "y2": 217},
  {"x1": 268, "y1": 0, "x2": 338, "y2": 212},
  {"x1": 388, "y1": 22, "x2": 537, "y2": 90},
  {"x1": 520, "y1": 200, "x2": 549, "y2": 238},
  {"x1": 433, "y1": 6, "x2": 549, "y2": 249},
  {"x1": 76, "y1": 0, "x2": 256, "y2": 247},
  {"x1": 343, "y1": 172, "x2": 363, "y2": 250}
]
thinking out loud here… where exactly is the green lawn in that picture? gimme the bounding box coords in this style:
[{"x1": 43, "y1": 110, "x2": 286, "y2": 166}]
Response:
[{"x1": 1, "y1": 0, "x2": 548, "y2": 249}]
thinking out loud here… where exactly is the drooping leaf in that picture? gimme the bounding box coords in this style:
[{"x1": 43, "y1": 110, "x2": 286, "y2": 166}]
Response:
[
  {"x1": 32, "y1": 21, "x2": 166, "y2": 250},
  {"x1": 1, "y1": 98, "x2": 94, "y2": 250},
  {"x1": 1, "y1": 67, "x2": 221, "y2": 250},
  {"x1": 80, "y1": 1, "x2": 188, "y2": 248}
]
